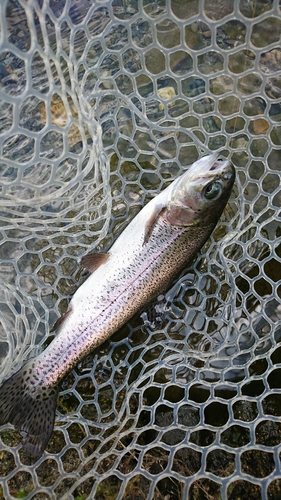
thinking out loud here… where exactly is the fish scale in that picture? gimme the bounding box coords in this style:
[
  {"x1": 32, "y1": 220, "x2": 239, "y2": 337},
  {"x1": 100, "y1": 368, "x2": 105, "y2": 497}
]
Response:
[{"x1": 0, "y1": 153, "x2": 235, "y2": 457}]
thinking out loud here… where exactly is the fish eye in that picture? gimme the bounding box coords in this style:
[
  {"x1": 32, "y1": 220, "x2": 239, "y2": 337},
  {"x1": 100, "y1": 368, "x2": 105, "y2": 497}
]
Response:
[{"x1": 204, "y1": 181, "x2": 222, "y2": 200}]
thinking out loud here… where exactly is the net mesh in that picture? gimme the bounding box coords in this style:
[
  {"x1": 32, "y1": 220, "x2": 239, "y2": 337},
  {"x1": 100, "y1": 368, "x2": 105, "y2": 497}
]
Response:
[{"x1": 0, "y1": 0, "x2": 281, "y2": 498}]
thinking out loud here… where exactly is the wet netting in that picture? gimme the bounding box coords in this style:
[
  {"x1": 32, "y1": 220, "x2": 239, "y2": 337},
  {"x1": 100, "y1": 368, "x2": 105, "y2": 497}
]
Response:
[{"x1": 0, "y1": 0, "x2": 280, "y2": 499}]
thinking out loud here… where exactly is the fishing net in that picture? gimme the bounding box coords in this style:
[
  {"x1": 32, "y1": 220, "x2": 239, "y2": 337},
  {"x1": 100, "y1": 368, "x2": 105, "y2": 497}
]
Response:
[{"x1": 0, "y1": 0, "x2": 280, "y2": 498}]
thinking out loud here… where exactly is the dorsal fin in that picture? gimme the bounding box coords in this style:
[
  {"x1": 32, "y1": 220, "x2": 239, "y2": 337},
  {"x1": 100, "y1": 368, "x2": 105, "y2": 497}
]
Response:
[
  {"x1": 80, "y1": 252, "x2": 109, "y2": 273},
  {"x1": 143, "y1": 205, "x2": 166, "y2": 245},
  {"x1": 53, "y1": 307, "x2": 72, "y2": 331}
]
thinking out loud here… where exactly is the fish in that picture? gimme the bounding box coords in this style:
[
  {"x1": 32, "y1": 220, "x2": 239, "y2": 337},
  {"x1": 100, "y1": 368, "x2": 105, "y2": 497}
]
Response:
[{"x1": 0, "y1": 153, "x2": 235, "y2": 457}]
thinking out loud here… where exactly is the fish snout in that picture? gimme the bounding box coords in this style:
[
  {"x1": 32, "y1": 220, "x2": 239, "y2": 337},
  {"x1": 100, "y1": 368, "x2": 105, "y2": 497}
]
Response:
[{"x1": 208, "y1": 155, "x2": 235, "y2": 189}]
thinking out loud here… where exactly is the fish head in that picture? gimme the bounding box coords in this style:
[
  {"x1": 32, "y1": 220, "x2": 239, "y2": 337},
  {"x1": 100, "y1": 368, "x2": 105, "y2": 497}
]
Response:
[{"x1": 165, "y1": 154, "x2": 235, "y2": 227}]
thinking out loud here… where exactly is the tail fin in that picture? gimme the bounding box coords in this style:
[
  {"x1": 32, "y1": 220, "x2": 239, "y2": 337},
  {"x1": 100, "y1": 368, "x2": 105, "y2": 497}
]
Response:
[{"x1": 0, "y1": 362, "x2": 59, "y2": 457}]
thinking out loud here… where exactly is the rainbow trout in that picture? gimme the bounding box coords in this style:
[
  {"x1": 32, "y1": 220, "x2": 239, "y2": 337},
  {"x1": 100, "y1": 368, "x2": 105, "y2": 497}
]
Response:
[{"x1": 0, "y1": 154, "x2": 235, "y2": 456}]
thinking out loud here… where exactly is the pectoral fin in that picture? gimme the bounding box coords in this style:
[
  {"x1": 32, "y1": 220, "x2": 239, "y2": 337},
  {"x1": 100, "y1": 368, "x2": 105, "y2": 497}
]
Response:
[
  {"x1": 143, "y1": 205, "x2": 166, "y2": 245},
  {"x1": 81, "y1": 252, "x2": 109, "y2": 272}
]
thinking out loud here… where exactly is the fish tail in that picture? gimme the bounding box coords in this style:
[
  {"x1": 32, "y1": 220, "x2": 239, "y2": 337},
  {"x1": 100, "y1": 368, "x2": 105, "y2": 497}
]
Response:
[{"x1": 0, "y1": 361, "x2": 59, "y2": 457}]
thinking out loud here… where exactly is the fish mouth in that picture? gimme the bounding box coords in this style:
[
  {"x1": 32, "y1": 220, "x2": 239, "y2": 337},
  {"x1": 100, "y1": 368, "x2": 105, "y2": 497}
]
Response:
[
  {"x1": 198, "y1": 153, "x2": 235, "y2": 187},
  {"x1": 209, "y1": 154, "x2": 223, "y2": 171}
]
